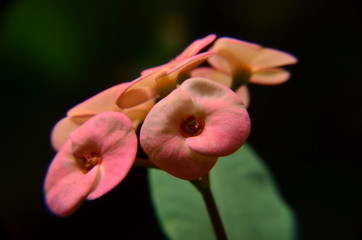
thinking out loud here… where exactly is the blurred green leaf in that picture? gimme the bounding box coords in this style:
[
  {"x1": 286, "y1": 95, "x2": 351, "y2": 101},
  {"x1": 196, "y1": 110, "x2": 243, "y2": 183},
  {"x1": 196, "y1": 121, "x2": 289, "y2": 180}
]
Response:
[
  {"x1": 1, "y1": 1, "x2": 85, "y2": 83},
  {"x1": 0, "y1": 0, "x2": 125, "y2": 88},
  {"x1": 149, "y1": 143, "x2": 296, "y2": 240}
]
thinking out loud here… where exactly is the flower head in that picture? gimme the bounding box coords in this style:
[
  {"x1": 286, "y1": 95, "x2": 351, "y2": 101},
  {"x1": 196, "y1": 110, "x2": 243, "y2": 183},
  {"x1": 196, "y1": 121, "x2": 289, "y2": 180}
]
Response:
[
  {"x1": 140, "y1": 77, "x2": 251, "y2": 180},
  {"x1": 141, "y1": 34, "x2": 216, "y2": 76},
  {"x1": 208, "y1": 37, "x2": 297, "y2": 85},
  {"x1": 51, "y1": 82, "x2": 152, "y2": 151},
  {"x1": 44, "y1": 112, "x2": 137, "y2": 217},
  {"x1": 116, "y1": 35, "x2": 216, "y2": 110},
  {"x1": 191, "y1": 37, "x2": 297, "y2": 106}
]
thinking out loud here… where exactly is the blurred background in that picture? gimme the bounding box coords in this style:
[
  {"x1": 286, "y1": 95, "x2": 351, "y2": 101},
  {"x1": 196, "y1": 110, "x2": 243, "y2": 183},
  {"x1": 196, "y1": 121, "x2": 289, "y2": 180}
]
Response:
[{"x1": 1, "y1": 0, "x2": 361, "y2": 239}]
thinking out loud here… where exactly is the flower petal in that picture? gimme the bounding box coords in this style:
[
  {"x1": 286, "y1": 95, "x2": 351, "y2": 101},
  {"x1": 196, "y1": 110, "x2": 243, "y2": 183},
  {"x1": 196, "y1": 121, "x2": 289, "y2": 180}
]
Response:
[
  {"x1": 155, "y1": 52, "x2": 214, "y2": 96},
  {"x1": 148, "y1": 136, "x2": 217, "y2": 180},
  {"x1": 175, "y1": 34, "x2": 216, "y2": 60},
  {"x1": 141, "y1": 65, "x2": 167, "y2": 77},
  {"x1": 190, "y1": 70, "x2": 251, "y2": 107},
  {"x1": 141, "y1": 34, "x2": 216, "y2": 76},
  {"x1": 164, "y1": 52, "x2": 214, "y2": 81},
  {"x1": 191, "y1": 67, "x2": 233, "y2": 88},
  {"x1": 208, "y1": 37, "x2": 262, "y2": 74},
  {"x1": 123, "y1": 101, "x2": 154, "y2": 128},
  {"x1": 44, "y1": 112, "x2": 137, "y2": 216},
  {"x1": 50, "y1": 116, "x2": 89, "y2": 151},
  {"x1": 186, "y1": 106, "x2": 251, "y2": 156},
  {"x1": 69, "y1": 112, "x2": 137, "y2": 200},
  {"x1": 67, "y1": 83, "x2": 128, "y2": 117},
  {"x1": 116, "y1": 73, "x2": 160, "y2": 108},
  {"x1": 44, "y1": 140, "x2": 100, "y2": 217},
  {"x1": 116, "y1": 52, "x2": 213, "y2": 108},
  {"x1": 179, "y1": 77, "x2": 243, "y2": 113},
  {"x1": 177, "y1": 78, "x2": 250, "y2": 156},
  {"x1": 250, "y1": 68, "x2": 291, "y2": 85},
  {"x1": 248, "y1": 48, "x2": 297, "y2": 71},
  {"x1": 117, "y1": 84, "x2": 158, "y2": 108}
]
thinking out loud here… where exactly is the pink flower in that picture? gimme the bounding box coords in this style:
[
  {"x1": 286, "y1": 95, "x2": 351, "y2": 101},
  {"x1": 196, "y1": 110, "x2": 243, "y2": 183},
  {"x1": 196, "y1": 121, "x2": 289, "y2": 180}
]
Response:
[
  {"x1": 44, "y1": 112, "x2": 137, "y2": 217},
  {"x1": 191, "y1": 37, "x2": 297, "y2": 106},
  {"x1": 51, "y1": 82, "x2": 153, "y2": 151},
  {"x1": 116, "y1": 35, "x2": 216, "y2": 109},
  {"x1": 140, "y1": 77, "x2": 251, "y2": 180}
]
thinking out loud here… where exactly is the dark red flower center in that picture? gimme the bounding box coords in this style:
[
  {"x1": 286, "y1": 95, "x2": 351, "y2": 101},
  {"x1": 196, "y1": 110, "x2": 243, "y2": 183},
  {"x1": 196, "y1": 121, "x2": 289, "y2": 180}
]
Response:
[
  {"x1": 180, "y1": 116, "x2": 205, "y2": 137},
  {"x1": 77, "y1": 152, "x2": 102, "y2": 173}
]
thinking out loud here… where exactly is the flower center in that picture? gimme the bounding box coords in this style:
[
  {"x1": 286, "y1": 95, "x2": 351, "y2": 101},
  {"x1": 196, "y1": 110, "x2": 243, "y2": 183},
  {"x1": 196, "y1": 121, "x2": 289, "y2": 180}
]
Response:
[
  {"x1": 77, "y1": 152, "x2": 102, "y2": 173},
  {"x1": 180, "y1": 116, "x2": 205, "y2": 137}
]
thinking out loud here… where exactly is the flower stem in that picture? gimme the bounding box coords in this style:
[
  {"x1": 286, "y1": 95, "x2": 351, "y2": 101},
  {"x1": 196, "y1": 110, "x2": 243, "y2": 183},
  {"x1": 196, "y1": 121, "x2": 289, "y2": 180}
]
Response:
[
  {"x1": 191, "y1": 174, "x2": 228, "y2": 240},
  {"x1": 133, "y1": 158, "x2": 159, "y2": 169}
]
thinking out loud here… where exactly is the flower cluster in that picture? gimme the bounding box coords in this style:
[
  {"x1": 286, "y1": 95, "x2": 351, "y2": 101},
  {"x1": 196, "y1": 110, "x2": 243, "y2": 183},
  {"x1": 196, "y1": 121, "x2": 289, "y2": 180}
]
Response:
[{"x1": 44, "y1": 34, "x2": 297, "y2": 217}]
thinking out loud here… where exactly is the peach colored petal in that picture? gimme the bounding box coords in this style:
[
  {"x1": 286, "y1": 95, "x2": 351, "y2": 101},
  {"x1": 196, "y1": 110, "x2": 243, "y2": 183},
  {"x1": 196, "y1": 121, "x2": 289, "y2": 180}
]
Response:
[
  {"x1": 250, "y1": 68, "x2": 291, "y2": 85},
  {"x1": 116, "y1": 72, "x2": 160, "y2": 108},
  {"x1": 51, "y1": 81, "x2": 153, "y2": 152},
  {"x1": 117, "y1": 85, "x2": 158, "y2": 108},
  {"x1": 162, "y1": 52, "x2": 214, "y2": 81},
  {"x1": 50, "y1": 116, "x2": 89, "y2": 151},
  {"x1": 116, "y1": 51, "x2": 214, "y2": 109},
  {"x1": 52, "y1": 82, "x2": 126, "y2": 151},
  {"x1": 248, "y1": 48, "x2": 297, "y2": 72},
  {"x1": 208, "y1": 37, "x2": 262, "y2": 74},
  {"x1": 175, "y1": 34, "x2": 216, "y2": 60},
  {"x1": 69, "y1": 112, "x2": 137, "y2": 200},
  {"x1": 155, "y1": 51, "x2": 214, "y2": 97},
  {"x1": 235, "y1": 85, "x2": 251, "y2": 108},
  {"x1": 191, "y1": 66, "x2": 233, "y2": 88},
  {"x1": 123, "y1": 100, "x2": 154, "y2": 127},
  {"x1": 44, "y1": 140, "x2": 100, "y2": 217},
  {"x1": 67, "y1": 82, "x2": 129, "y2": 117},
  {"x1": 141, "y1": 65, "x2": 166, "y2": 77},
  {"x1": 141, "y1": 34, "x2": 216, "y2": 76},
  {"x1": 186, "y1": 106, "x2": 250, "y2": 157}
]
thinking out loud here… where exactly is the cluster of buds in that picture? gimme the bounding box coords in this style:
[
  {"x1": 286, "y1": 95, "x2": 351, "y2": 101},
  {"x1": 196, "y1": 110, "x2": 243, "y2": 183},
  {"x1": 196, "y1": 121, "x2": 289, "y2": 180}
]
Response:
[{"x1": 44, "y1": 34, "x2": 297, "y2": 217}]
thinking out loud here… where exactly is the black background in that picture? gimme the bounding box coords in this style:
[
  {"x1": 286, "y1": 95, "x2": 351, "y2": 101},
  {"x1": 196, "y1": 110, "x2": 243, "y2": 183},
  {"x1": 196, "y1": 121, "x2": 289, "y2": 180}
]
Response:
[{"x1": 1, "y1": 0, "x2": 361, "y2": 239}]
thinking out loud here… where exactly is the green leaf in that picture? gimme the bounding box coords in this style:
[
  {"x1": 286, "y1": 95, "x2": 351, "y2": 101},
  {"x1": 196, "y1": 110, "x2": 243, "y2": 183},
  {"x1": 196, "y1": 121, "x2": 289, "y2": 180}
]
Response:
[{"x1": 149, "y1": 143, "x2": 296, "y2": 240}]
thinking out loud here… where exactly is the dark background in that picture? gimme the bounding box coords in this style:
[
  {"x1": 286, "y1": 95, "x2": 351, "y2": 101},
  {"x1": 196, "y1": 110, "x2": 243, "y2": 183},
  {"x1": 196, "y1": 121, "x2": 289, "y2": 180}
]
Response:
[{"x1": 1, "y1": 0, "x2": 361, "y2": 239}]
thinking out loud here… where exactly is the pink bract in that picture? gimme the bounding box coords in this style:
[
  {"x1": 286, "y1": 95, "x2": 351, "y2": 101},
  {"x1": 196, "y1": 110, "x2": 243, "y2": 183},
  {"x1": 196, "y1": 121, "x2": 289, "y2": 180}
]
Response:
[
  {"x1": 44, "y1": 112, "x2": 137, "y2": 217},
  {"x1": 140, "y1": 77, "x2": 251, "y2": 180}
]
